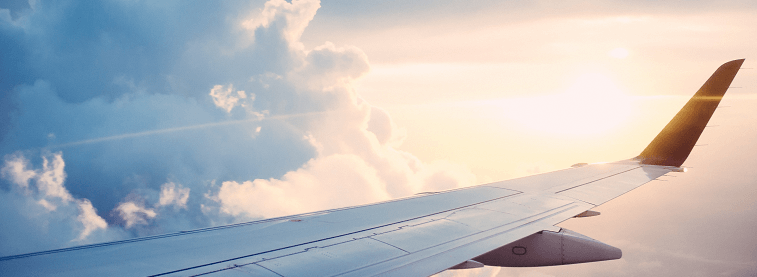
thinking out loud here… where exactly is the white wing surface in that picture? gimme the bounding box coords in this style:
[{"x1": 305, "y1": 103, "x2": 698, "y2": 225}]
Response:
[{"x1": 0, "y1": 59, "x2": 744, "y2": 276}]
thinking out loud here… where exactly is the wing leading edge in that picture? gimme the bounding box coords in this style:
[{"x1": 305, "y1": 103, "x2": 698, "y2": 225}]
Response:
[{"x1": 0, "y1": 60, "x2": 745, "y2": 277}]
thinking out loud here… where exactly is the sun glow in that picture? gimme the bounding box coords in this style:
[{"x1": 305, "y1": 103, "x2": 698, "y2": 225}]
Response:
[
  {"x1": 501, "y1": 72, "x2": 634, "y2": 136},
  {"x1": 609, "y1": 47, "x2": 629, "y2": 59}
]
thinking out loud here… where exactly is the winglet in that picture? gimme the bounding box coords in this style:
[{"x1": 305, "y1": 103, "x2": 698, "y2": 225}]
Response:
[{"x1": 637, "y1": 59, "x2": 745, "y2": 167}]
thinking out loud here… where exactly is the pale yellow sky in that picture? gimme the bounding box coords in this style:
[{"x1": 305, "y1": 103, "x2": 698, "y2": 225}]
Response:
[
  {"x1": 5, "y1": 0, "x2": 757, "y2": 276},
  {"x1": 300, "y1": 3, "x2": 757, "y2": 276},
  {"x1": 300, "y1": 9, "x2": 757, "y2": 182},
  {"x1": 1, "y1": 1, "x2": 755, "y2": 276}
]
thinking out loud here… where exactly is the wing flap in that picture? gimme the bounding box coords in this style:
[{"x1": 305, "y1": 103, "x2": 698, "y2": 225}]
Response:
[
  {"x1": 176, "y1": 195, "x2": 592, "y2": 277},
  {"x1": 343, "y1": 202, "x2": 592, "y2": 277}
]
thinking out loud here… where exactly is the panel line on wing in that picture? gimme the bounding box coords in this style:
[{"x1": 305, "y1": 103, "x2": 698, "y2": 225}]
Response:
[
  {"x1": 179, "y1": 198, "x2": 582, "y2": 277},
  {"x1": 338, "y1": 203, "x2": 590, "y2": 277},
  {"x1": 552, "y1": 166, "x2": 640, "y2": 194},
  {"x1": 0, "y1": 213, "x2": 328, "y2": 261},
  {"x1": 148, "y1": 190, "x2": 524, "y2": 277},
  {"x1": 369, "y1": 237, "x2": 412, "y2": 254},
  {"x1": 557, "y1": 165, "x2": 671, "y2": 205}
]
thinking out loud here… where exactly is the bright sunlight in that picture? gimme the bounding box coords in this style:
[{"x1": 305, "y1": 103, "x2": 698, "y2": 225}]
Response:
[
  {"x1": 609, "y1": 47, "x2": 630, "y2": 59},
  {"x1": 501, "y1": 72, "x2": 634, "y2": 136}
]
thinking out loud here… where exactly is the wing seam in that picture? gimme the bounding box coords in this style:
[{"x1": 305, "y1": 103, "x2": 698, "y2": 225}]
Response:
[
  {"x1": 147, "y1": 191, "x2": 524, "y2": 277},
  {"x1": 553, "y1": 166, "x2": 640, "y2": 194}
]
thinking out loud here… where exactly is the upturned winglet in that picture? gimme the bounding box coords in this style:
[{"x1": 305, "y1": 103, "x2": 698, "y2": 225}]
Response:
[{"x1": 637, "y1": 59, "x2": 745, "y2": 167}]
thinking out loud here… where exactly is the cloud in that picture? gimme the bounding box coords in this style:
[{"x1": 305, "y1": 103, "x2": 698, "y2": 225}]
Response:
[
  {"x1": 158, "y1": 182, "x2": 190, "y2": 209},
  {"x1": 290, "y1": 41, "x2": 371, "y2": 90},
  {"x1": 209, "y1": 84, "x2": 248, "y2": 113},
  {"x1": 367, "y1": 106, "x2": 406, "y2": 147},
  {"x1": 33, "y1": 151, "x2": 72, "y2": 202},
  {"x1": 0, "y1": 152, "x2": 116, "y2": 256},
  {"x1": 76, "y1": 199, "x2": 108, "y2": 241},
  {"x1": 115, "y1": 201, "x2": 157, "y2": 229},
  {"x1": 2, "y1": 152, "x2": 72, "y2": 207},
  {"x1": 215, "y1": 154, "x2": 392, "y2": 218},
  {"x1": 0, "y1": 154, "x2": 36, "y2": 191},
  {"x1": 242, "y1": 0, "x2": 320, "y2": 46},
  {"x1": 0, "y1": 0, "x2": 475, "y2": 256}
]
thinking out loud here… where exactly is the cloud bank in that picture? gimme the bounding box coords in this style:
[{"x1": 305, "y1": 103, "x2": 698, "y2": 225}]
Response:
[{"x1": 0, "y1": 0, "x2": 474, "y2": 256}]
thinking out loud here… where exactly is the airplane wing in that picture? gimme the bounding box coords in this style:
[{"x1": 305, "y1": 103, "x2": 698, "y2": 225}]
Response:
[{"x1": 0, "y1": 59, "x2": 744, "y2": 277}]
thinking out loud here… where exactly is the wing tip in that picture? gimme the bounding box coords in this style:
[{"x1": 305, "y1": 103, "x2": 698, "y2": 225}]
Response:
[{"x1": 637, "y1": 59, "x2": 744, "y2": 167}]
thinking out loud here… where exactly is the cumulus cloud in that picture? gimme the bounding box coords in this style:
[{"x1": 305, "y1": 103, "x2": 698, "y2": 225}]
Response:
[
  {"x1": 158, "y1": 182, "x2": 190, "y2": 209},
  {"x1": 34, "y1": 152, "x2": 72, "y2": 202},
  {"x1": 215, "y1": 154, "x2": 392, "y2": 218},
  {"x1": 367, "y1": 106, "x2": 406, "y2": 147},
  {"x1": 0, "y1": 152, "x2": 114, "y2": 256},
  {"x1": 209, "y1": 35, "x2": 476, "y2": 216},
  {"x1": 2, "y1": 152, "x2": 73, "y2": 207},
  {"x1": 242, "y1": 0, "x2": 320, "y2": 46},
  {"x1": 76, "y1": 199, "x2": 108, "y2": 241},
  {"x1": 0, "y1": 0, "x2": 475, "y2": 255},
  {"x1": 115, "y1": 201, "x2": 157, "y2": 229},
  {"x1": 209, "y1": 84, "x2": 248, "y2": 113},
  {"x1": 290, "y1": 41, "x2": 371, "y2": 90},
  {"x1": 0, "y1": 154, "x2": 36, "y2": 192}
]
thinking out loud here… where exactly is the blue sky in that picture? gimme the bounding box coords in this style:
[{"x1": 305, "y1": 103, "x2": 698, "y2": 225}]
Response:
[
  {"x1": 0, "y1": 0, "x2": 473, "y2": 254},
  {"x1": 1, "y1": 1, "x2": 757, "y2": 276}
]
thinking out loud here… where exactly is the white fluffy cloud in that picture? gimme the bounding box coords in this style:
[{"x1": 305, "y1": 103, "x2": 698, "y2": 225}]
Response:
[
  {"x1": 0, "y1": 0, "x2": 475, "y2": 255},
  {"x1": 112, "y1": 182, "x2": 191, "y2": 230},
  {"x1": 3, "y1": 153, "x2": 74, "y2": 209},
  {"x1": 0, "y1": 152, "x2": 113, "y2": 255},
  {"x1": 115, "y1": 201, "x2": 157, "y2": 229},
  {"x1": 76, "y1": 199, "x2": 108, "y2": 241},
  {"x1": 242, "y1": 0, "x2": 320, "y2": 46},
  {"x1": 209, "y1": 84, "x2": 248, "y2": 113},
  {"x1": 33, "y1": 153, "x2": 72, "y2": 202},
  {"x1": 158, "y1": 182, "x2": 190, "y2": 209},
  {"x1": 208, "y1": 0, "x2": 476, "y2": 219},
  {"x1": 216, "y1": 154, "x2": 391, "y2": 218},
  {"x1": 0, "y1": 154, "x2": 36, "y2": 192}
]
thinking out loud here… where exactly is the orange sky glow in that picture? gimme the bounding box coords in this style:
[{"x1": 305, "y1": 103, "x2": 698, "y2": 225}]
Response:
[
  {"x1": 301, "y1": 3, "x2": 757, "y2": 276},
  {"x1": 1, "y1": 1, "x2": 755, "y2": 276}
]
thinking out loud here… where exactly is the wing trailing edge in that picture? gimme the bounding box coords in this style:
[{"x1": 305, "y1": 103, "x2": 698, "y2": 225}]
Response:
[{"x1": 637, "y1": 59, "x2": 745, "y2": 167}]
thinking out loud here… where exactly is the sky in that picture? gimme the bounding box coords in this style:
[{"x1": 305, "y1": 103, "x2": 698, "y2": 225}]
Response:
[{"x1": 0, "y1": 0, "x2": 756, "y2": 276}]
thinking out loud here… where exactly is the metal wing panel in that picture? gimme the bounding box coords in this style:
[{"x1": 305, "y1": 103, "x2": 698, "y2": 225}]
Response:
[
  {"x1": 485, "y1": 163, "x2": 641, "y2": 193},
  {"x1": 370, "y1": 219, "x2": 480, "y2": 253},
  {"x1": 340, "y1": 201, "x2": 594, "y2": 277},
  {"x1": 0, "y1": 161, "x2": 664, "y2": 277},
  {"x1": 255, "y1": 237, "x2": 408, "y2": 277},
  {"x1": 556, "y1": 165, "x2": 672, "y2": 205},
  {"x1": 199, "y1": 193, "x2": 594, "y2": 276},
  {"x1": 0, "y1": 187, "x2": 520, "y2": 277},
  {"x1": 204, "y1": 264, "x2": 282, "y2": 276}
]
